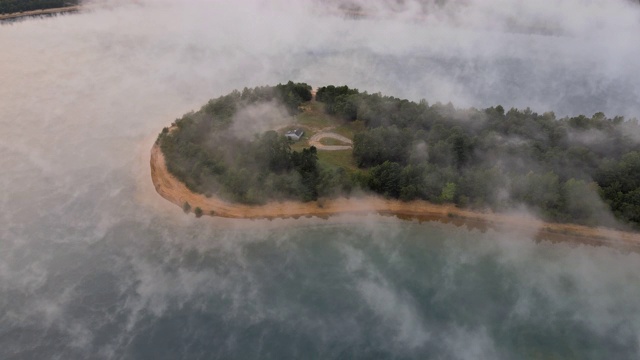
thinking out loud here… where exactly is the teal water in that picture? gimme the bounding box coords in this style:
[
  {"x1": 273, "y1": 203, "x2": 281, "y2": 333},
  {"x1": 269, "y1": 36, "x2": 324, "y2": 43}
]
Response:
[{"x1": 5, "y1": 215, "x2": 639, "y2": 359}]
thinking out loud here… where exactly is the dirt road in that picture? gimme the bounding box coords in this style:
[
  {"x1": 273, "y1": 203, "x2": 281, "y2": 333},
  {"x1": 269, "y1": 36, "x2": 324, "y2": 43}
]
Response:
[{"x1": 308, "y1": 132, "x2": 352, "y2": 151}]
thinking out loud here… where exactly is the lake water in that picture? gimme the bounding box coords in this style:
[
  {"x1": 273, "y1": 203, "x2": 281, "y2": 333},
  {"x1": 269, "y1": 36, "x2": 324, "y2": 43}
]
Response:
[
  {"x1": 5, "y1": 214, "x2": 640, "y2": 359},
  {"x1": 2, "y1": 1, "x2": 640, "y2": 358}
]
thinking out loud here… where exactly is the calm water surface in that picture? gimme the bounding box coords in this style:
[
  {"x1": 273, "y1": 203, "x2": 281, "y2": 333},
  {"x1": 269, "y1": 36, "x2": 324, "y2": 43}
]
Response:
[{"x1": 2, "y1": 2, "x2": 640, "y2": 358}]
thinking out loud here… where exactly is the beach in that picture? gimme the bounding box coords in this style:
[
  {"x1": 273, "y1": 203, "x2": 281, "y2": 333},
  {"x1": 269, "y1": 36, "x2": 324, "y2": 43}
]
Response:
[{"x1": 150, "y1": 143, "x2": 640, "y2": 251}]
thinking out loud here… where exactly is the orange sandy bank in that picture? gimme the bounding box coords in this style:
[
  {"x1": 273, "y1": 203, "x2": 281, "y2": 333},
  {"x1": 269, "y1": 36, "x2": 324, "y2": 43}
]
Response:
[
  {"x1": 150, "y1": 144, "x2": 640, "y2": 251},
  {"x1": 0, "y1": 6, "x2": 80, "y2": 21}
]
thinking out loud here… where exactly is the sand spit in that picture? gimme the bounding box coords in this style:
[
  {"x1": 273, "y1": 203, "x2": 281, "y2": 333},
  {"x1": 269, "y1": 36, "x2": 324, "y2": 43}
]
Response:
[
  {"x1": 150, "y1": 143, "x2": 640, "y2": 251},
  {"x1": 0, "y1": 6, "x2": 80, "y2": 21}
]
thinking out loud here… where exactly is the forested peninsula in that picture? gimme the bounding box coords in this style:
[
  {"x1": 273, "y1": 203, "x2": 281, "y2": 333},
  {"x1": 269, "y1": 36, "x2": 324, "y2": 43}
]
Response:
[
  {"x1": 0, "y1": 0, "x2": 80, "y2": 21},
  {"x1": 153, "y1": 82, "x2": 640, "y2": 233},
  {"x1": 0, "y1": 0, "x2": 78, "y2": 14}
]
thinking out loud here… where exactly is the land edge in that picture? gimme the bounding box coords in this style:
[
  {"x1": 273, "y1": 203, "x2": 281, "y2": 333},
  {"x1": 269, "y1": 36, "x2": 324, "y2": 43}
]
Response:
[
  {"x1": 150, "y1": 143, "x2": 640, "y2": 251},
  {"x1": 0, "y1": 6, "x2": 80, "y2": 21}
]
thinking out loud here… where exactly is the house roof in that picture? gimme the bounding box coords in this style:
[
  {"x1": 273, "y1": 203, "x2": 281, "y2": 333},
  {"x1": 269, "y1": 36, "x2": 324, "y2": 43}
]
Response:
[{"x1": 286, "y1": 129, "x2": 304, "y2": 137}]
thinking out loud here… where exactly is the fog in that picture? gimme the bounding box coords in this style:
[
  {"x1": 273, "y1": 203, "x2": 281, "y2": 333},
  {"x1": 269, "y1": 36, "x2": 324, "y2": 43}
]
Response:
[{"x1": 2, "y1": 0, "x2": 640, "y2": 358}]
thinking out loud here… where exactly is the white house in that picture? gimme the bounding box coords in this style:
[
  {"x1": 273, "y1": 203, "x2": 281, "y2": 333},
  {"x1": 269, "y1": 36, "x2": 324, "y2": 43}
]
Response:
[{"x1": 285, "y1": 129, "x2": 304, "y2": 141}]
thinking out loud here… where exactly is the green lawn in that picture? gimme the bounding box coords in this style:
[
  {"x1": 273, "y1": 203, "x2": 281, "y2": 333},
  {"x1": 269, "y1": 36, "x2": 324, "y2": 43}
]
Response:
[
  {"x1": 292, "y1": 102, "x2": 365, "y2": 143},
  {"x1": 296, "y1": 102, "x2": 340, "y2": 129},
  {"x1": 317, "y1": 150, "x2": 358, "y2": 173},
  {"x1": 290, "y1": 102, "x2": 364, "y2": 175},
  {"x1": 290, "y1": 139, "x2": 311, "y2": 152},
  {"x1": 334, "y1": 120, "x2": 366, "y2": 139},
  {"x1": 319, "y1": 137, "x2": 350, "y2": 146}
]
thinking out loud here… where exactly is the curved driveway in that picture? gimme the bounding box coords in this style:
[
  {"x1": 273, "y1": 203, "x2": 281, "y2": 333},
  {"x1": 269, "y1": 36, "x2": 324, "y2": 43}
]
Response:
[{"x1": 308, "y1": 132, "x2": 353, "y2": 151}]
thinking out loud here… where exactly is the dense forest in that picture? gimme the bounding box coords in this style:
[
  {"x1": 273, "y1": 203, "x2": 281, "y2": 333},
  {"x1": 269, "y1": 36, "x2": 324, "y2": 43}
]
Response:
[
  {"x1": 317, "y1": 85, "x2": 640, "y2": 228},
  {"x1": 157, "y1": 82, "x2": 328, "y2": 204},
  {"x1": 158, "y1": 82, "x2": 640, "y2": 229},
  {"x1": 0, "y1": 0, "x2": 78, "y2": 14}
]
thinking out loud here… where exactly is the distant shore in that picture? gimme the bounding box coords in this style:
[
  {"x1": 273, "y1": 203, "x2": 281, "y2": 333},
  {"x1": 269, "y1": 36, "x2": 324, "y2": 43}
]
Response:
[
  {"x1": 0, "y1": 6, "x2": 80, "y2": 21},
  {"x1": 150, "y1": 143, "x2": 640, "y2": 251}
]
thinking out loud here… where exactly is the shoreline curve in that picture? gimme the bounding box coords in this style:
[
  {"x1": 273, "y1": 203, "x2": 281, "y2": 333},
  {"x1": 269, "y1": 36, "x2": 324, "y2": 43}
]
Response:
[
  {"x1": 0, "y1": 6, "x2": 79, "y2": 21},
  {"x1": 150, "y1": 143, "x2": 640, "y2": 251}
]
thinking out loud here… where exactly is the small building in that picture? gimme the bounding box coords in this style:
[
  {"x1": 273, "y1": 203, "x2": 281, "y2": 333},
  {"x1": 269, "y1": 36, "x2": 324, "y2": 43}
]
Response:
[{"x1": 285, "y1": 129, "x2": 304, "y2": 141}]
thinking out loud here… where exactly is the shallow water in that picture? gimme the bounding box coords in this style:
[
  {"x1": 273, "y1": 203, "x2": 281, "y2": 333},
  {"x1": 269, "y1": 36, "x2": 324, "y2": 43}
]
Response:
[{"x1": 2, "y1": 1, "x2": 640, "y2": 358}]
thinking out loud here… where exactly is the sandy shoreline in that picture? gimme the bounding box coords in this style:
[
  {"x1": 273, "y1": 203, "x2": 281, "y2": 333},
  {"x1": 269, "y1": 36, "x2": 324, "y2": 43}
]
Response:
[
  {"x1": 150, "y1": 143, "x2": 640, "y2": 251},
  {"x1": 0, "y1": 6, "x2": 80, "y2": 21}
]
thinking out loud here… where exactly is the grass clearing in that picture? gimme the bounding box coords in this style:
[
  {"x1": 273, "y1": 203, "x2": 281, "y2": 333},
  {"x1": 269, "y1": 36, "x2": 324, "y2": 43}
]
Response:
[
  {"x1": 291, "y1": 140, "x2": 310, "y2": 152},
  {"x1": 296, "y1": 102, "x2": 343, "y2": 130},
  {"x1": 319, "y1": 137, "x2": 350, "y2": 146},
  {"x1": 297, "y1": 112, "x2": 334, "y2": 129},
  {"x1": 289, "y1": 103, "x2": 361, "y2": 172},
  {"x1": 334, "y1": 120, "x2": 366, "y2": 139},
  {"x1": 317, "y1": 150, "x2": 358, "y2": 173},
  {"x1": 293, "y1": 102, "x2": 363, "y2": 144}
]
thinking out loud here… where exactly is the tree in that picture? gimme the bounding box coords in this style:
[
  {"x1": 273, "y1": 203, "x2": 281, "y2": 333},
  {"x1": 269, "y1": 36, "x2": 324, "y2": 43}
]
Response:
[
  {"x1": 353, "y1": 126, "x2": 411, "y2": 167},
  {"x1": 292, "y1": 146, "x2": 320, "y2": 201},
  {"x1": 562, "y1": 179, "x2": 603, "y2": 225},
  {"x1": 255, "y1": 131, "x2": 293, "y2": 173},
  {"x1": 440, "y1": 182, "x2": 457, "y2": 202},
  {"x1": 596, "y1": 151, "x2": 640, "y2": 227},
  {"x1": 368, "y1": 161, "x2": 403, "y2": 198},
  {"x1": 451, "y1": 132, "x2": 474, "y2": 169},
  {"x1": 507, "y1": 171, "x2": 563, "y2": 219}
]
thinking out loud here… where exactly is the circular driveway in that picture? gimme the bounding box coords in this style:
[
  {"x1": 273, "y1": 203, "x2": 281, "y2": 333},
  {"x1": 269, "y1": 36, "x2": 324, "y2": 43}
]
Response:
[{"x1": 308, "y1": 132, "x2": 353, "y2": 150}]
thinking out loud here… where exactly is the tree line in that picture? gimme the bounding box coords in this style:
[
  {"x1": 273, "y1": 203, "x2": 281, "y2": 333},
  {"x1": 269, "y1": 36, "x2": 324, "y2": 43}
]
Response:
[
  {"x1": 160, "y1": 82, "x2": 640, "y2": 229},
  {"x1": 317, "y1": 85, "x2": 640, "y2": 228},
  {"x1": 0, "y1": 0, "x2": 78, "y2": 14}
]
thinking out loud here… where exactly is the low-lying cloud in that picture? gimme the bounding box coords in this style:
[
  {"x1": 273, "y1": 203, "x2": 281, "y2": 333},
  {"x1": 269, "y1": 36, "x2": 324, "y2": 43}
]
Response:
[{"x1": 2, "y1": 0, "x2": 640, "y2": 358}]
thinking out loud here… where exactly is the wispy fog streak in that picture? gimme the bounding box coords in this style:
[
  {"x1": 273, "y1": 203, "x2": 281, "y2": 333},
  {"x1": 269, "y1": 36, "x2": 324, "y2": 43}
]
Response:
[{"x1": 1, "y1": 0, "x2": 640, "y2": 358}]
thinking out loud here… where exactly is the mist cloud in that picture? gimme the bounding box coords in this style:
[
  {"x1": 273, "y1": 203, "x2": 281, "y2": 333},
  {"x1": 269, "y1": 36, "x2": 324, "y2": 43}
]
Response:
[
  {"x1": 229, "y1": 100, "x2": 294, "y2": 140},
  {"x1": 2, "y1": 0, "x2": 640, "y2": 358}
]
